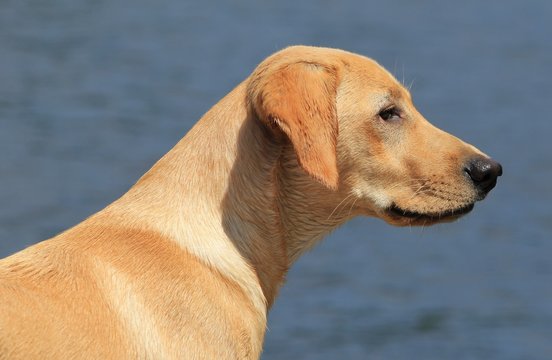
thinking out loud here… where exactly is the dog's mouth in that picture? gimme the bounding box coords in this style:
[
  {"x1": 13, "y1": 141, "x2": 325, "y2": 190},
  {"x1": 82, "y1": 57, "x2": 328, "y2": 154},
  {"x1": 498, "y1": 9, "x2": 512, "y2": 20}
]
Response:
[{"x1": 386, "y1": 203, "x2": 475, "y2": 224}]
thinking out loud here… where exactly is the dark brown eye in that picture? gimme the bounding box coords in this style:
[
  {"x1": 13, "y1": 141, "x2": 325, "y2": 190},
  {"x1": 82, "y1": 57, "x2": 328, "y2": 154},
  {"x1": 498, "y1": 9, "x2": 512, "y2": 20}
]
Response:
[{"x1": 379, "y1": 107, "x2": 401, "y2": 121}]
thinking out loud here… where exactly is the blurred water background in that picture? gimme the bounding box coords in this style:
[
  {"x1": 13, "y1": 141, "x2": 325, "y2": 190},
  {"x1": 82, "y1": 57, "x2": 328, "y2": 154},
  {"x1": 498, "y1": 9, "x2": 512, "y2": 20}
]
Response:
[{"x1": 0, "y1": 1, "x2": 551, "y2": 359}]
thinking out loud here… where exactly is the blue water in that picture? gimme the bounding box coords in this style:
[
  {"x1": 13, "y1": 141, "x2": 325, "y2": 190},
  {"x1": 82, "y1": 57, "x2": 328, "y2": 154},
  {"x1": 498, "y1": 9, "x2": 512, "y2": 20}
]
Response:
[{"x1": 1, "y1": 1, "x2": 551, "y2": 359}]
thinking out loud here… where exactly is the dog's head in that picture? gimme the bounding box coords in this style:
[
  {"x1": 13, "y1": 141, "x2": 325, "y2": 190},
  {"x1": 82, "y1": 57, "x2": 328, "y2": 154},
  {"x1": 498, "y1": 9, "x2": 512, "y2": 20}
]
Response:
[{"x1": 248, "y1": 46, "x2": 502, "y2": 226}]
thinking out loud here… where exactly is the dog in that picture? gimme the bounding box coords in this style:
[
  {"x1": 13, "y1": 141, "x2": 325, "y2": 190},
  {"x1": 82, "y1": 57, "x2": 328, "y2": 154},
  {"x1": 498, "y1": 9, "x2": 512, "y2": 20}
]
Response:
[{"x1": 0, "y1": 46, "x2": 501, "y2": 359}]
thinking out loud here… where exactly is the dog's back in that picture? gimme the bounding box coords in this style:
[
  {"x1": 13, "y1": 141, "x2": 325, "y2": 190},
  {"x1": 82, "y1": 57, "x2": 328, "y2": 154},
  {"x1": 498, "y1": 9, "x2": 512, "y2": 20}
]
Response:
[
  {"x1": 0, "y1": 233, "x2": 118, "y2": 358},
  {"x1": 0, "y1": 221, "x2": 262, "y2": 359}
]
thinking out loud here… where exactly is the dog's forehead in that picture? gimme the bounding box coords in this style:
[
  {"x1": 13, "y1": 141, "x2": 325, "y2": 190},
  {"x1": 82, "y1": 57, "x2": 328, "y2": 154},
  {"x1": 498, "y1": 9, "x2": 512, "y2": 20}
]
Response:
[
  {"x1": 344, "y1": 54, "x2": 392, "y2": 76},
  {"x1": 341, "y1": 63, "x2": 412, "y2": 105},
  {"x1": 341, "y1": 55, "x2": 408, "y2": 96}
]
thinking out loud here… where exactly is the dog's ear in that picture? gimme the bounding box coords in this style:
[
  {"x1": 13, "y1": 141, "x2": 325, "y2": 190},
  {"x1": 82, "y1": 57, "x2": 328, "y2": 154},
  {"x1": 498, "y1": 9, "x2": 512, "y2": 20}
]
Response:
[{"x1": 249, "y1": 62, "x2": 340, "y2": 190}]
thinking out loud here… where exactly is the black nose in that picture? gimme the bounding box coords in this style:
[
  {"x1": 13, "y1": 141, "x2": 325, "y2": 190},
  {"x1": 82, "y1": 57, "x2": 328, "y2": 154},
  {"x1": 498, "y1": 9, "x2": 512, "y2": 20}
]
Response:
[{"x1": 465, "y1": 157, "x2": 502, "y2": 193}]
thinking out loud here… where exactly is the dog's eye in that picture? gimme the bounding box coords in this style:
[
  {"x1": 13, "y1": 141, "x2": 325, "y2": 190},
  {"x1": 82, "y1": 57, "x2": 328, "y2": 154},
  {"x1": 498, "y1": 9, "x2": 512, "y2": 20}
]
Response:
[{"x1": 379, "y1": 107, "x2": 401, "y2": 121}]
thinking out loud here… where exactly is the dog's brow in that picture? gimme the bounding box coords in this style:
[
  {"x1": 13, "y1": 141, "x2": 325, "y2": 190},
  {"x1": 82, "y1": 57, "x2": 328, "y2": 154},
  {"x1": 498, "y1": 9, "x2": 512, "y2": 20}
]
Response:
[
  {"x1": 389, "y1": 88, "x2": 406, "y2": 100},
  {"x1": 375, "y1": 92, "x2": 399, "y2": 107},
  {"x1": 381, "y1": 86, "x2": 412, "y2": 105}
]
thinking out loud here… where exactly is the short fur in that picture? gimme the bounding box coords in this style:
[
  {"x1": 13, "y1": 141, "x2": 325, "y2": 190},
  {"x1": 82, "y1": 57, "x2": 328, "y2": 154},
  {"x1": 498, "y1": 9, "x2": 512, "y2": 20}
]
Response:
[{"x1": 0, "y1": 46, "x2": 498, "y2": 359}]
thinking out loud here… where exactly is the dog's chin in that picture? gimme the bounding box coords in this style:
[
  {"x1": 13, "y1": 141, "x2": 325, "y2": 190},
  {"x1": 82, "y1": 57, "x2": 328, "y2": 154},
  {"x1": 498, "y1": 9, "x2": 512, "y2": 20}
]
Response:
[{"x1": 383, "y1": 203, "x2": 475, "y2": 226}]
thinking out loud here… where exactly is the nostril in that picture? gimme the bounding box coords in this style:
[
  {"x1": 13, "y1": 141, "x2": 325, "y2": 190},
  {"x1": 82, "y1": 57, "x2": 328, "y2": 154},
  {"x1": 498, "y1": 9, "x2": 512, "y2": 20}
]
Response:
[
  {"x1": 465, "y1": 157, "x2": 502, "y2": 193},
  {"x1": 465, "y1": 162, "x2": 490, "y2": 183}
]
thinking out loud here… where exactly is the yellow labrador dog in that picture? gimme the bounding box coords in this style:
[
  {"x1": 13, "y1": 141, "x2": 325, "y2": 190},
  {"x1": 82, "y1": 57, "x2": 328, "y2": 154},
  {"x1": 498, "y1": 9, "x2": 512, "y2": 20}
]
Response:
[{"x1": 0, "y1": 46, "x2": 501, "y2": 359}]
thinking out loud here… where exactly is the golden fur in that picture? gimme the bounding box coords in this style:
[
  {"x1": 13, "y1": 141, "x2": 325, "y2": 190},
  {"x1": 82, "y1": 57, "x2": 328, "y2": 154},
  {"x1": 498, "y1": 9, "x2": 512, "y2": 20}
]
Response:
[{"x1": 0, "y1": 46, "x2": 499, "y2": 359}]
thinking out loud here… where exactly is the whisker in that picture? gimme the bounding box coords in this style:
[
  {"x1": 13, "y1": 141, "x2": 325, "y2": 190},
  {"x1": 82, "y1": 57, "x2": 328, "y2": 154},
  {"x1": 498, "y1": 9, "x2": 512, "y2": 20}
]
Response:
[
  {"x1": 386, "y1": 178, "x2": 429, "y2": 191},
  {"x1": 347, "y1": 197, "x2": 359, "y2": 218},
  {"x1": 327, "y1": 193, "x2": 355, "y2": 221},
  {"x1": 406, "y1": 182, "x2": 432, "y2": 201},
  {"x1": 408, "y1": 78, "x2": 415, "y2": 91}
]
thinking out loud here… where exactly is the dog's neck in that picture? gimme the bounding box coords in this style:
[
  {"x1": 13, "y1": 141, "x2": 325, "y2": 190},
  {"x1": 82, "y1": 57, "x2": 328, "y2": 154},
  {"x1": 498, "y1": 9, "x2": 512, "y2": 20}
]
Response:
[
  {"x1": 274, "y1": 147, "x2": 352, "y2": 263},
  {"x1": 223, "y1": 124, "x2": 353, "y2": 307},
  {"x1": 215, "y1": 103, "x2": 353, "y2": 308}
]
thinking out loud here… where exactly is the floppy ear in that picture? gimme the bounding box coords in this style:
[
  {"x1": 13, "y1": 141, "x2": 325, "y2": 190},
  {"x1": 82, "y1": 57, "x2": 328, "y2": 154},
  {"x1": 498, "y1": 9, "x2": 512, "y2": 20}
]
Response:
[{"x1": 249, "y1": 62, "x2": 340, "y2": 190}]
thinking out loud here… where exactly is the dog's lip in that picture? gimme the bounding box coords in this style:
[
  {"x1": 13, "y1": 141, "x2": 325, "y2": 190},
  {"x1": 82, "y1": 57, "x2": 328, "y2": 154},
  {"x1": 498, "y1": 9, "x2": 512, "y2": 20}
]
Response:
[{"x1": 387, "y1": 203, "x2": 475, "y2": 221}]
